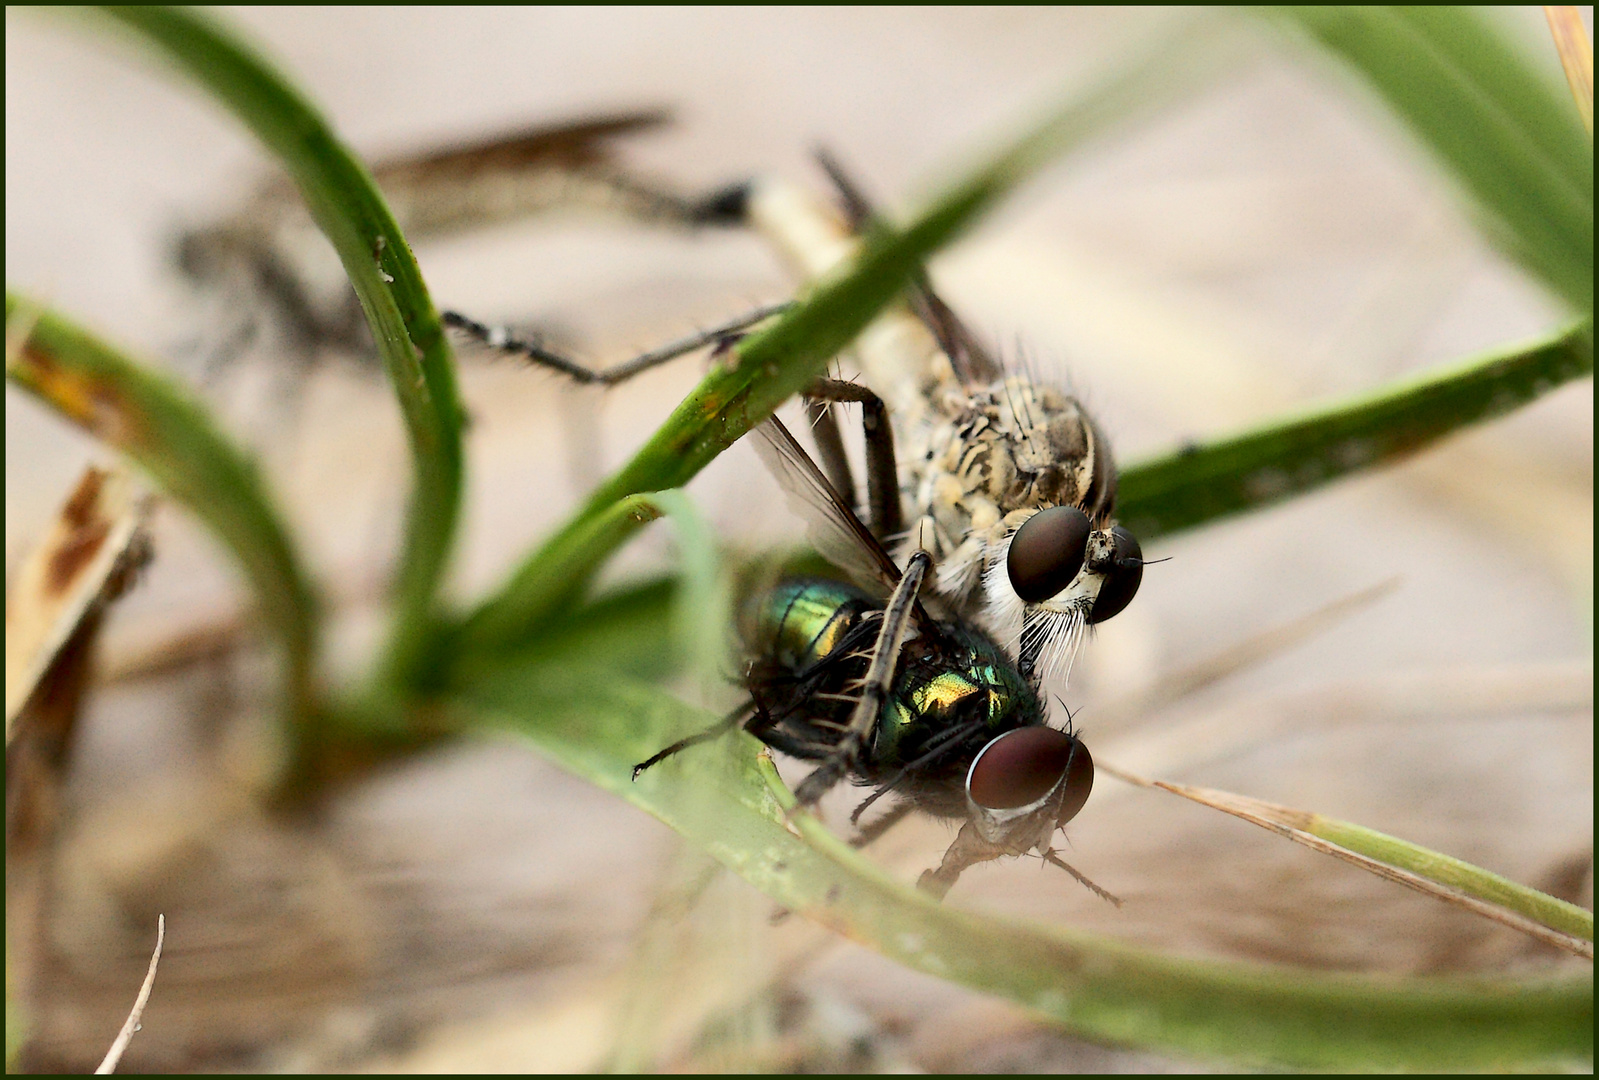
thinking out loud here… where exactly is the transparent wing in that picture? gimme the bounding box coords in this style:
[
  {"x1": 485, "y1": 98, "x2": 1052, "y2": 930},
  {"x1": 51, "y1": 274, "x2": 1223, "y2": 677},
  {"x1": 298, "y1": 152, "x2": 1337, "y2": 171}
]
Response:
[
  {"x1": 243, "y1": 109, "x2": 691, "y2": 238},
  {"x1": 370, "y1": 108, "x2": 673, "y2": 187},
  {"x1": 813, "y1": 147, "x2": 1000, "y2": 385},
  {"x1": 750, "y1": 416, "x2": 902, "y2": 597}
]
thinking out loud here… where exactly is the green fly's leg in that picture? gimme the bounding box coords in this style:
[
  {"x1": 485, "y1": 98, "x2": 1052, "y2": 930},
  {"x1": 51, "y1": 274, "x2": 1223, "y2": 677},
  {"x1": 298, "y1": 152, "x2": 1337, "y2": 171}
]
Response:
[
  {"x1": 791, "y1": 550, "x2": 929, "y2": 810},
  {"x1": 442, "y1": 301, "x2": 791, "y2": 386},
  {"x1": 849, "y1": 798, "x2": 916, "y2": 850},
  {"x1": 632, "y1": 701, "x2": 756, "y2": 780}
]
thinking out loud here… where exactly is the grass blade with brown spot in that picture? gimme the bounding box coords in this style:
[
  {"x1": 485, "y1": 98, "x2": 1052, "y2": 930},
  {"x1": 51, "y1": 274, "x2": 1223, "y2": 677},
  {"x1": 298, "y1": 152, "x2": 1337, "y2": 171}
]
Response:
[{"x1": 6, "y1": 294, "x2": 321, "y2": 761}]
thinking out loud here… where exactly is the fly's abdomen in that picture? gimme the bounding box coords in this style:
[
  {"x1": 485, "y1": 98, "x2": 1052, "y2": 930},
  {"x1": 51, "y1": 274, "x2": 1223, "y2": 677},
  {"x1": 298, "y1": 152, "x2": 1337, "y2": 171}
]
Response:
[
  {"x1": 872, "y1": 622, "x2": 1042, "y2": 772},
  {"x1": 747, "y1": 578, "x2": 873, "y2": 672}
]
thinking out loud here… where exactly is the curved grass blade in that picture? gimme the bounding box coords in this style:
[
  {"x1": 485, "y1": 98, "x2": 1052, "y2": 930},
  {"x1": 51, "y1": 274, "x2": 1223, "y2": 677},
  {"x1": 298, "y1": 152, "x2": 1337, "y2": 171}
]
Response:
[
  {"x1": 1102, "y1": 764, "x2": 1592, "y2": 959},
  {"x1": 6, "y1": 294, "x2": 320, "y2": 749},
  {"x1": 1118, "y1": 322, "x2": 1592, "y2": 541},
  {"x1": 648, "y1": 490, "x2": 733, "y2": 695},
  {"x1": 1267, "y1": 6, "x2": 1593, "y2": 314},
  {"x1": 88, "y1": 6, "x2": 464, "y2": 694},
  {"x1": 455, "y1": 15, "x2": 1244, "y2": 654},
  {"x1": 450, "y1": 661, "x2": 1592, "y2": 1072}
]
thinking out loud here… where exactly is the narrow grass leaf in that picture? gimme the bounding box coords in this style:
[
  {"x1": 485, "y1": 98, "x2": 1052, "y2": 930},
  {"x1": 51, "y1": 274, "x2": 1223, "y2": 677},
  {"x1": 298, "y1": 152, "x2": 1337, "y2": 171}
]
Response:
[
  {"x1": 1105, "y1": 765, "x2": 1592, "y2": 959},
  {"x1": 1543, "y1": 6, "x2": 1594, "y2": 134},
  {"x1": 4, "y1": 466, "x2": 150, "y2": 735},
  {"x1": 1118, "y1": 322, "x2": 1592, "y2": 541},
  {"x1": 450, "y1": 661, "x2": 1592, "y2": 1072},
  {"x1": 89, "y1": 6, "x2": 465, "y2": 691},
  {"x1": 6, "y1": 295, "x2": 320, "y2": 743},
  {"x1": 1268, "y1": 6, "x2": 1593, "y2": 314},
  {"x1": 648, "y1": 490, "x2": 732, "y2": 696}
]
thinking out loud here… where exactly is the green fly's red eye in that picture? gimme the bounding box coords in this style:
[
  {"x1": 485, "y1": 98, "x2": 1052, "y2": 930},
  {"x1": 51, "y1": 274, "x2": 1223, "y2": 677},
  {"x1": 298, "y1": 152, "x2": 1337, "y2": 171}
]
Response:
[
  {"x1": 1007, "y1": 506, "x2": 1091, "y2": 603},
  {"x1": 1055, "y1": 735, "x2": 1094, "y2": 825},
  {"x1": 1088, "y1": 525, "x2": 1142, "y2": 624},
  {"x1": 967, "y1": 726, "x2": 1092, "y2": 819}
]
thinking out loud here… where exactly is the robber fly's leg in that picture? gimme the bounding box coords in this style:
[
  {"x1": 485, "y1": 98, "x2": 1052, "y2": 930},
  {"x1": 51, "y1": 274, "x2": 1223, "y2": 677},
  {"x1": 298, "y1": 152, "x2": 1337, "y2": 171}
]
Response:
[
  {"x1": 804, "y1": 378, "x2": 903, "y2": 542},
  {"x1": 591, "y1": 302, "x2": 792, "y2": 384},
  {"x1": 632, "y1": 701, "x2": 756, "y2": 780},
  {"x1": 441, "y1": 302, "x2": 791, "y2": 387},
  {"x1": 791, "y1": 551, "x2": 930, "y2": 811},
  {"x1": 441, "y1": 310, "x2": 604, "y2": 383},
  {"x1": 804, "y1": 397, "x2": 858, "y2": 515}
]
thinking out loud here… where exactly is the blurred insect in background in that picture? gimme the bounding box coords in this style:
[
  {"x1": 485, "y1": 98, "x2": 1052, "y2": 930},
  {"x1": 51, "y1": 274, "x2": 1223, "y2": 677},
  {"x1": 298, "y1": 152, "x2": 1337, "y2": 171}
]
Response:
[
  {"x1": 724, "y1": 153, "x2": 1155, "y2": 689},
  {"x1": 169, "y1": 109, "x2": 742, "y2": 410},
  {"x1": 176, "y1": 111, "x2": 1151, "y2": 689}
]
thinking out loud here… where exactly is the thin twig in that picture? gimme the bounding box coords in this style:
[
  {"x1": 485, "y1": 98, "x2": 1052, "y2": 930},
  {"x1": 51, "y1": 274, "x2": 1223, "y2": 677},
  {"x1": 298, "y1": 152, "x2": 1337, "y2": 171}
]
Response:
[
  {"x1": 1544, "y1": 6, "x2": 1594, "y2": 133},
  {"x1": 95, "y1": 914, "x2": 164, "y2": 1074},
  {"x1": 1100, "y1": 764, "x2": 1593, "y2": 960}
]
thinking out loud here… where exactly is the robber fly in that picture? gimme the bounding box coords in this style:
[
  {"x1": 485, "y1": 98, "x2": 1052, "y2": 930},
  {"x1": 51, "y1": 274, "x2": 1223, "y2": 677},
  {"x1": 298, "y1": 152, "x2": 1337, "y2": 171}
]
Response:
[
  {"x1": 632, "y1": 416, "x2": 1114, "y2": 902},
  {"x1": 717, "y1": 154, "x2": 1151, "y2": 688}
]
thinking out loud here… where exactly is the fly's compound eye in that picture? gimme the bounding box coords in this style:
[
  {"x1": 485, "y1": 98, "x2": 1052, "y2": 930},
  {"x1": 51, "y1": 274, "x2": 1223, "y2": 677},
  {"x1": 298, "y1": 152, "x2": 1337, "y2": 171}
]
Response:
[
  {"x1": 1088, "y1": 525, "x2": 1143, "y2": 624},
  {"x1": 1007, "y1": 506, "x2": 1091, "y2": 603},
  {"x1": 967, "y1": 726, "x2": 1094, "y2": 825}
]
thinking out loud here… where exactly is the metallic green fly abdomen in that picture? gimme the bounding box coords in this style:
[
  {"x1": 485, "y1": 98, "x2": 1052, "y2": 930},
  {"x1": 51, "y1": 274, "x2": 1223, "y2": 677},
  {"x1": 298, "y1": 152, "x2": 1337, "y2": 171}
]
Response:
[{"x1": 743, "y1": 576, "x2": 1045, "y2": 820}]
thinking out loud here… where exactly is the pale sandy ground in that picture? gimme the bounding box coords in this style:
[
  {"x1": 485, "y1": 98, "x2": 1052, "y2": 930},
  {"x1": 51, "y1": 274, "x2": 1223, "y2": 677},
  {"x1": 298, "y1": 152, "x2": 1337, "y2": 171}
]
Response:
[{"x1": 6, "y1": 7, "x2": 1592, "y2": 1072}]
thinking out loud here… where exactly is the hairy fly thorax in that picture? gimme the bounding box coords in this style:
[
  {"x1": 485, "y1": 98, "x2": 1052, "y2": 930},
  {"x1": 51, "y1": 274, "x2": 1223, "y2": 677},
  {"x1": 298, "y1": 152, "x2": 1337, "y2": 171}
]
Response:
[
  {"x1": 910, "y1": 374, "x2": 1122, "y2": 682},
  {"x1": 745, "y1": 177, "x2": 1137, "y2": 685}
]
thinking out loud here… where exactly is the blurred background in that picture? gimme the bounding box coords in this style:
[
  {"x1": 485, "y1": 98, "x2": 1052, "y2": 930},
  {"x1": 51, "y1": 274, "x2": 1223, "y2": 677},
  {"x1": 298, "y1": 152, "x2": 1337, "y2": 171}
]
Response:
[{"x1": 6, "y1": 7, "x2": 1591, "y2": 1072}]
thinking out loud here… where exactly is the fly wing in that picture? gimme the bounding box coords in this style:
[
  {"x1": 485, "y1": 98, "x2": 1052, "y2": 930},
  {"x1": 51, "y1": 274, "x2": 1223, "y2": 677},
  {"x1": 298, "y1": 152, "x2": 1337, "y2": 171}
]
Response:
[
  {"x1": 750, "y1": 416, "x2": 903, "y2": 598},
  {"x1": 812, "y1": 147, "x2": 1001, "y2": 386},
  {"x1": 910, "y1": 287, "x2": 1002, "y2": 387},
  {"x1": 370, "y1": 109, "x2": 673, "y2": 186},
  {"x1": 243, "y1": 109, "x2": 692, "y2": 238}
]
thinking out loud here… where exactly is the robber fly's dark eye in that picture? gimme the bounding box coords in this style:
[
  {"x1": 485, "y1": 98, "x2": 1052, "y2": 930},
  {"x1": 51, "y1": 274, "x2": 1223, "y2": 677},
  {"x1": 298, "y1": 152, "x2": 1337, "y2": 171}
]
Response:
[
  {"x1": 967, "y1": 726, "x2": 1093, "y2": 825},
  {"x1": 1007, "y1": 506, "x2": 1091, "y2": 604},
  {"x1": 1088, "y1": 525, "x2": 1142, "y2": 624}
]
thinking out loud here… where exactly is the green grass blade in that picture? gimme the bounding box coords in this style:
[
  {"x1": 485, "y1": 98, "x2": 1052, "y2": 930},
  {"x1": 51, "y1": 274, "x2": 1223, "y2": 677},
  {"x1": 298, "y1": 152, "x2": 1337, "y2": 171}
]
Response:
[
  {"x1": 446, "y1": 494, "x2": 666, "y2": 660},
  {"x1": 647, "y1": 490, "x2": 732, "y2": 693},
  {"x1": 90, "y1": 6, "x2": 465, "y2": 693},
  {"x1": 1307, "y1": 815, "x2": 1593, "y2": 944},
  {"x1": 1132, "y1": 773, "x2": 1592, "y2": 956},
  {"x1": 1118, "y1": 322, "x2": 1592, "y2": 541},
  {"x1": 1267, "y1": 6, "x2": 1593, "y2": 315},
  {"x1": 455, "y1": 15, "x2": 1242, "y2": 654},
  {"x1": 493, "y1": 575, "x2": 682, "y2": 685},
  {"x1": 450, "y1": 662, "x2": 1592, "y2": 1072},
  {"x1": 6, "y1": 293, "x2": 320, "y2": 747}
]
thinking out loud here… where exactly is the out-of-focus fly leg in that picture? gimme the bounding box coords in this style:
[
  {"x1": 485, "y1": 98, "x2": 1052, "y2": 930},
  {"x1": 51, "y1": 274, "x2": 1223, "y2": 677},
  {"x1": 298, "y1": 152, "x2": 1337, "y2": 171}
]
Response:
[{"x1": 804, "y1": 397, "x2": 857, "y2": 516}]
